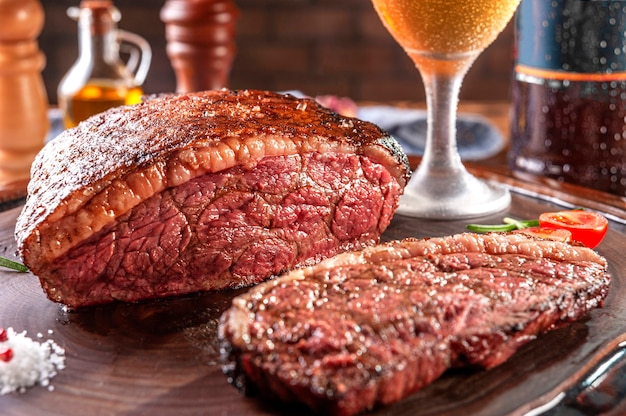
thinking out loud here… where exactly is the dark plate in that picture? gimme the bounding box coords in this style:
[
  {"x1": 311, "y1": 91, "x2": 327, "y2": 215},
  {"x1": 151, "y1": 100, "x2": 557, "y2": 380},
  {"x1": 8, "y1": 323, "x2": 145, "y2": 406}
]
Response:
[{"x1": 1, "y1": 188, "x2": 625, "y2": 416}]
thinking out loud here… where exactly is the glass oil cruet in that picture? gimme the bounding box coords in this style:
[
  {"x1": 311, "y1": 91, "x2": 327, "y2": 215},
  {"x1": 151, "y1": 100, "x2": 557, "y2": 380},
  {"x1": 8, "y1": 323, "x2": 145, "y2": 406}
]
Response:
[{"x1": 58, "y1": 0, "x2": 151, "y2": 129}]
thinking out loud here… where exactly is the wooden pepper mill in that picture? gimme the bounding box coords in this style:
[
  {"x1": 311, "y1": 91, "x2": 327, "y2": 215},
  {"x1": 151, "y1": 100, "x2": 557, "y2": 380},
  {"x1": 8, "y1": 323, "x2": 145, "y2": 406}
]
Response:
[
  {"x1": 0, "y1": 0, "x2": 49, "y2": 191},
  {"x1": 160, "y1": 0, "x2": 238, "y2": 93}
]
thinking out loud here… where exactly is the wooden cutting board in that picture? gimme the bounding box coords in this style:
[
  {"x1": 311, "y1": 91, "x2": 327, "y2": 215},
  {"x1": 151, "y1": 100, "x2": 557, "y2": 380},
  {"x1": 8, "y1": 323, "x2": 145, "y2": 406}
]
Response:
[{"x1": 1, "y1": 187, "x2": 625, "y2": 416}]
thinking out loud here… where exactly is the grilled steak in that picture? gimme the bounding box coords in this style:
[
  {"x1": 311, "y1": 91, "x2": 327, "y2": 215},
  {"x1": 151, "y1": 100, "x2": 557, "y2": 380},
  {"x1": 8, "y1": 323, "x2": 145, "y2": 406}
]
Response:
[
  {"x1": 15, "y1": 89, "x2": 409, "y2": 308},
  {"x1": 219, "y1": 232, "x2": 611, "y2": 416}
]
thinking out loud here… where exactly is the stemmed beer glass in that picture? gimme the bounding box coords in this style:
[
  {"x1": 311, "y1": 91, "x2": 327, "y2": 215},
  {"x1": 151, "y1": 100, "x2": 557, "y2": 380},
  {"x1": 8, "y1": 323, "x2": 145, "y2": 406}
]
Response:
[{"x1": 372, "y1": 0, "x2": 521, "y2": 219}]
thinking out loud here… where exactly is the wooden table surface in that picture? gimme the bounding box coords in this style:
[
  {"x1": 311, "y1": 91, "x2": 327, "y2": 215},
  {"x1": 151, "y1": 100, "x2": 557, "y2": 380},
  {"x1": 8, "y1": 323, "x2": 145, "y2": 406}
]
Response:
[
  {"x1": 1, "y1": 101, "x2": 625, "y2": 415},
  {"x1": 2, "y1": 188, "x2": 626, "y2": 416}
]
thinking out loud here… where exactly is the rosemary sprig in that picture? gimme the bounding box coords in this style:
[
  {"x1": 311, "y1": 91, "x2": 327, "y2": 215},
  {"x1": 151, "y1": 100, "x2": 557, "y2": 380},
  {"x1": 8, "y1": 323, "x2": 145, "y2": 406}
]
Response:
[{"x1": 0, "y1": 256, "x2": 28, "y2": 272}]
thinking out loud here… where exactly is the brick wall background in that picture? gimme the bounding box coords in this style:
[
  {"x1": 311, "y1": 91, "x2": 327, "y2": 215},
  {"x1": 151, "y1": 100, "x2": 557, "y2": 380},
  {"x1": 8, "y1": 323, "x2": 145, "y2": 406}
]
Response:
[{"x1": 39, "y1": 0, "x2": 516, "y2": 105}]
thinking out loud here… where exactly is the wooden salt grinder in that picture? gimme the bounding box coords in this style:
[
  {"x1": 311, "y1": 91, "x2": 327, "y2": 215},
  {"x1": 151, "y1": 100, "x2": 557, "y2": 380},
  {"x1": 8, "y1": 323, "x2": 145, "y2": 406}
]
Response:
[
  {"x1": 160, "y1": 0, "x2": 238, "y2": 93},
  {"x1": 0, "y1": 0, "x2": 49, "y2": 191}
]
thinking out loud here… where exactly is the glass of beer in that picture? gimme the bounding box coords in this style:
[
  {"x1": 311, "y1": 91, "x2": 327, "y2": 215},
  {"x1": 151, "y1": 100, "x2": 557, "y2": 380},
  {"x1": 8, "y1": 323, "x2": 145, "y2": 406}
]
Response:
[{"x1": 371, "y1": 0, "x2": 521, "y2": 219}]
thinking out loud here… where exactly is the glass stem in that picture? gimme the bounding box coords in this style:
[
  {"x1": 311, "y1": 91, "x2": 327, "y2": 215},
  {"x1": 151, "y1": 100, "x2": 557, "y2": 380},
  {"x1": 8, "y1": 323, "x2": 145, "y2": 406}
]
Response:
[
  {"x1": 395, "y1": 51, "x2": 511, "y2": 219},
  {"x1": 417, "y1": 57, "x2": 477, "y2": 178}
]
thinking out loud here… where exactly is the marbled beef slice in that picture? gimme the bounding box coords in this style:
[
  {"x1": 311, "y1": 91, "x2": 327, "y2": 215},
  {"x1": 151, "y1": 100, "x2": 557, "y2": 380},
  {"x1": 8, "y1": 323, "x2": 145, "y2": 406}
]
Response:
[
  {"x1": 219, "y1": 232, "x2": 611, "y2": 416},
  {"x1": 15, "y1": 89, "x2": 409, "y2": 308}
]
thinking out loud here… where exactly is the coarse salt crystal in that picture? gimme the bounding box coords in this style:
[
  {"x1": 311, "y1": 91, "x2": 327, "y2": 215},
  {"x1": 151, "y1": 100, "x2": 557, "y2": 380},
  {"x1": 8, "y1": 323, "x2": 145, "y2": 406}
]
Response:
[
  {"x1": 339, "y1": 119, "x2": 354, "y2": 129},
  {"x1": 0, "y1": 327, "x2": 65, "y2": 395}
]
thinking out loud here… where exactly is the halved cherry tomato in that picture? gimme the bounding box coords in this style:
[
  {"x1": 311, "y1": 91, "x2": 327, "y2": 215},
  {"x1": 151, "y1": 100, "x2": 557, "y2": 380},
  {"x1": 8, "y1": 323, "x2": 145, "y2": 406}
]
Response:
[
  {"x1": 538, "y1": 210, "x2": 608, "y2": 248},
  {"x1": 512, "y1": 226, "x2": 572, "y2": 243}
]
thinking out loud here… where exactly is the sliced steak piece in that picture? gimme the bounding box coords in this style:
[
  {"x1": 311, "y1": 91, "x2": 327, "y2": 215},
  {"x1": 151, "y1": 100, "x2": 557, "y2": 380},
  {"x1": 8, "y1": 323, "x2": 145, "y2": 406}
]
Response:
[
  {"x1": 15, "y1": 89, "x2": 409, "y2": 308},
  {"x1": 219, "y1": 232, "x2": 611, "y2": 416}
]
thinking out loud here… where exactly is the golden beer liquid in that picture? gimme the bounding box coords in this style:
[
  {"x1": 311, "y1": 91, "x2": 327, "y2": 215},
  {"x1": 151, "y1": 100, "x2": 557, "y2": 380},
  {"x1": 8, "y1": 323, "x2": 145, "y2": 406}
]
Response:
[
  {"x1": 62, "y1": 81, "x2": 143, "y2": 129},
  {"x1": 372, "y1": 0, "x2": 520, "y2": 72}
]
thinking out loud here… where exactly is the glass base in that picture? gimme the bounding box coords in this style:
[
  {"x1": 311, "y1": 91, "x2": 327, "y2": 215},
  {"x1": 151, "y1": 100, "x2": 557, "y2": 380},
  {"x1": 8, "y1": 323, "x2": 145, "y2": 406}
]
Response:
[{"x1": 396, "y1": 169, "x2": 511, "y2": 220}]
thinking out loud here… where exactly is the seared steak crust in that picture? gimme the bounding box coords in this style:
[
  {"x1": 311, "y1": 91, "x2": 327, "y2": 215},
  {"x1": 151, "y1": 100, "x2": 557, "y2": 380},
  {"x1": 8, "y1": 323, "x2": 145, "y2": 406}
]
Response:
[
  {"x1": 15, "y1": 89, "x2": 409, "y2": 308},
  {"x1": 219, "y1": 232, "x2": 611, "y2": 416}
]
